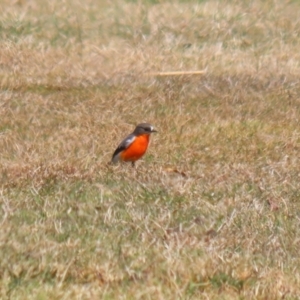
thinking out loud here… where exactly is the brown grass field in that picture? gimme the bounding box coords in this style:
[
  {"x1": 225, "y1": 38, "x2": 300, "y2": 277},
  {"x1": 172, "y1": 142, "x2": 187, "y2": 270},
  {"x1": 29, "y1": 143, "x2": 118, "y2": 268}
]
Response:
[{"x1": 1, "y1": 0, "x2": 300, "y2": 298}]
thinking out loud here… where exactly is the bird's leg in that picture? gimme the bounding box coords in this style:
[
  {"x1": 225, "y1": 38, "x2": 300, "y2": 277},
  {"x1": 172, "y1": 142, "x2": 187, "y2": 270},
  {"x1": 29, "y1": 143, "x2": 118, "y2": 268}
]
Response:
[{"x1": 131, "y1": 161, "x2": 135, "y2": 168}]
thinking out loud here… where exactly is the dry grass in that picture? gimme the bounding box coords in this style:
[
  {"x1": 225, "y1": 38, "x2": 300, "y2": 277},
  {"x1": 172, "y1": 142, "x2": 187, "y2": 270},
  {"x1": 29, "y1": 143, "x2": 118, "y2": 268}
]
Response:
[{"x1": 1, "y1": 0, "x2": 300, "y2": 298}]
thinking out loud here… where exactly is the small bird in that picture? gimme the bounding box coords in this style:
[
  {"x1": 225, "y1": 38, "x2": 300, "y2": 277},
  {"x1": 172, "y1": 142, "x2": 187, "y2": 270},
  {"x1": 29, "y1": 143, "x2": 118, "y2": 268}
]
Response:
[{"x1": 111, "y1": 123, "x2": 157, "y2": 167}]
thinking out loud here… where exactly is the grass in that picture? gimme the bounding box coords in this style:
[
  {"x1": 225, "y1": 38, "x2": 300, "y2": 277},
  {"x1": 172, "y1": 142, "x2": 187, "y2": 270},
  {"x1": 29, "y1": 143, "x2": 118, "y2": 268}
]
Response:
[{"x1": 1, "y1": 0, "x2": 300, "y2": 298}]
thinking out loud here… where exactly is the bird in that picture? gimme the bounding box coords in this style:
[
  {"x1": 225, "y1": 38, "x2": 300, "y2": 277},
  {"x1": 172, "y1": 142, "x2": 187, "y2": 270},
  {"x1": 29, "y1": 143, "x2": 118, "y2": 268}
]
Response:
[{"x1": 111, "y1": 123, "x2": 157, "y2": 167}]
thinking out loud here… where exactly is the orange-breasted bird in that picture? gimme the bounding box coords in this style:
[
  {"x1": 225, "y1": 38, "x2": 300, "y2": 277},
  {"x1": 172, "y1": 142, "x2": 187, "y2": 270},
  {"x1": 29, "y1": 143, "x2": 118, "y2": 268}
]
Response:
[{"x1": 111, "y1": 123, "x2": 157, "y2": 167}]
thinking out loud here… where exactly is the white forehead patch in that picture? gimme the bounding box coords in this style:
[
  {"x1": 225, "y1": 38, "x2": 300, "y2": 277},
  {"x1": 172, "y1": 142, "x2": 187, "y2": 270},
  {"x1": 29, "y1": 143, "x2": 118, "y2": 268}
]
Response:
[{"x1": 150, "y1": 126, "x2": 153, "y2": 132}]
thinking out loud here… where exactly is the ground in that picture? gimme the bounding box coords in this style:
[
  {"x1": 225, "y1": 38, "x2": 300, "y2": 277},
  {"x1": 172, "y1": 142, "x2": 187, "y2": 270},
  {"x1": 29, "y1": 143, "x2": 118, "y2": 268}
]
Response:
[{"x1": 1, "y1": 0, "x2": 300, "y2": 299}]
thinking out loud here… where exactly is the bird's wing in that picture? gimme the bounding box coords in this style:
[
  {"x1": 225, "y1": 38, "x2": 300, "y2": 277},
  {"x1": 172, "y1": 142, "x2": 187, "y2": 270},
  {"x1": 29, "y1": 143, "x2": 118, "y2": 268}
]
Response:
[{"x1": 111, "y1": 134, "x2": 136, "y2": 163}]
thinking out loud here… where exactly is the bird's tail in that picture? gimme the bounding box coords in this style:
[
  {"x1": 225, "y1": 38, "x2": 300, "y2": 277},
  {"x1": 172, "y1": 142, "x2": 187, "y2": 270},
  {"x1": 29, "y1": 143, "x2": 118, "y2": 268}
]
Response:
[{"x1": 111, "y1": 153, "x2": 120, "y2": 164}]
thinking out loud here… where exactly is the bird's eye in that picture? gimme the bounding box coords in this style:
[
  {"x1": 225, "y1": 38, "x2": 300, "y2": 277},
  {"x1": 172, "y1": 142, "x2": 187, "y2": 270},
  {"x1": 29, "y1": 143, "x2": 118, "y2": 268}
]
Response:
[{"x1": 145, "y1": 127, "x2": 151, "y2": 131}]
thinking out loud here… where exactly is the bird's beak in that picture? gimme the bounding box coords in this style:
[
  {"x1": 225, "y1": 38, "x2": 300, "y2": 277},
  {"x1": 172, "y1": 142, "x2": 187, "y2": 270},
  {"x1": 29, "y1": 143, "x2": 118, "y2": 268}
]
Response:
[{"x1": 151, "y1": 129, "x2": 158, "y2": 133}]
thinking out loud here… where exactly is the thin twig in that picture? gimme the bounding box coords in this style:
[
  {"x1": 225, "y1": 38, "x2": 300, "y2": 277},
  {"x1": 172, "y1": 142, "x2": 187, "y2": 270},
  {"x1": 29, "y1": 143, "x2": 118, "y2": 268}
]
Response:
[{"x1": 146, "y1": 70, "x2": 206, "y2": 76}]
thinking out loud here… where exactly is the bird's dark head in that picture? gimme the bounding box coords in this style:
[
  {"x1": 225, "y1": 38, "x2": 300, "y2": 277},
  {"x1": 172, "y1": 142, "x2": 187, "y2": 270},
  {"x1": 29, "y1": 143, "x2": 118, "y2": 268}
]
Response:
[{"x1": 133, "y1": 123, "x2": 157, "y2": 135}]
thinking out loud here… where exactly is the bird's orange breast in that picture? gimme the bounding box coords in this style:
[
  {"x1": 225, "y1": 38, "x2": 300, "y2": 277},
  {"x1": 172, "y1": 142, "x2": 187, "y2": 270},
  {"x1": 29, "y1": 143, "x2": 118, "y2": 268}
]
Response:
[{"x1": 120, "y1": 134, "x2": 150, "y2": 162}]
